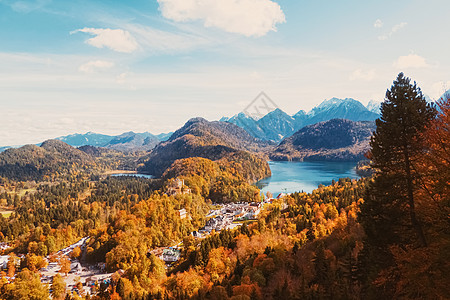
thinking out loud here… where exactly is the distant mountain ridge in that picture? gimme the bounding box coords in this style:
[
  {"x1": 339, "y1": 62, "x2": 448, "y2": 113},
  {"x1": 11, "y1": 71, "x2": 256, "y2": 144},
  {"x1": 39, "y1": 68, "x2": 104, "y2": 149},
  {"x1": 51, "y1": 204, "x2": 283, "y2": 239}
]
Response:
[
  {"x1": 0, "y1": 131, "x2": 172, "y2": 153},
  {"x1": 366, "y1": 100, "x2": 381, "y2": 114},
  {"x1": 221, "y1": 97, "x2": 380, "y2": 142},
  {"x1": 56, "y1": 131, "x2": 172, "y2": 151},
  {"x1": 57, "y1": 132, "x2": 113, "y2": 147},
  {"x1": 270, "y1": 119, "x2": 376, "y2": 161},
  {"x1": 0, "y1": 146, "x2": 11, "y2": 153}
]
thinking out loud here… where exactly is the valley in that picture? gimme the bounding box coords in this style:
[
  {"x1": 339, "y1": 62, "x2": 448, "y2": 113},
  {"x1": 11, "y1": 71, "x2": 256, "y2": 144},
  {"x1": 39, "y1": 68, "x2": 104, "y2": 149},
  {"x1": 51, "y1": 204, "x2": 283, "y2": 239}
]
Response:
[
  {"x1": 2, "y1": 0, "x2": 449, "y2": 298},
  {"x1": 0, "y1": 89, "x2": 448, "y2": 300}
]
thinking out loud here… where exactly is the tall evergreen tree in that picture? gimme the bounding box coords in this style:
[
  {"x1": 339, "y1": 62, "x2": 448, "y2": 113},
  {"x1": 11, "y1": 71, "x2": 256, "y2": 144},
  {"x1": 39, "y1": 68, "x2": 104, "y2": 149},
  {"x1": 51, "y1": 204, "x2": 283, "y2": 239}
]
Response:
[
  {"x1": 359, "y1": 73, "x2": 436, "y2": 297},
  {"x1": 361, "y1": 72, "x2": 435, "y2": 247}
]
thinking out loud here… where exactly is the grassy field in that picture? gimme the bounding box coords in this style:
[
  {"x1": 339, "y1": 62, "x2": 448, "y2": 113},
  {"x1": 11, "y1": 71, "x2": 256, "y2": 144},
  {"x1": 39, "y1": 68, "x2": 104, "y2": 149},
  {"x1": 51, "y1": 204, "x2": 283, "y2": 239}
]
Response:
[
  {"x1": 16, "y1": 188, "x2": 36, "y2": 197},
  {"x1": 0, "y1": 210, "x2": 13, "y2": 218},
  {"x1": 5, "y1": 188, "x2": 37, "y2": 198}
]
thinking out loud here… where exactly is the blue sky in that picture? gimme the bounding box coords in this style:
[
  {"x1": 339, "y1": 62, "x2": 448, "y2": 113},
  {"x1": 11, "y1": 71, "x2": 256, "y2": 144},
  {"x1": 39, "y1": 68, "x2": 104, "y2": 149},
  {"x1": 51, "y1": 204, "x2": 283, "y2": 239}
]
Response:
[{"x1": 1, "y1": 0, "x2": 449, "y2": 146}]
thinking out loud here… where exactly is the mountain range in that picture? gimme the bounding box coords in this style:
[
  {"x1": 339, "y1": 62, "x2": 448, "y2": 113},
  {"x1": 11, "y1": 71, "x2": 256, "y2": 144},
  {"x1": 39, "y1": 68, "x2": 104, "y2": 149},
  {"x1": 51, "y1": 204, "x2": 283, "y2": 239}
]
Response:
[
  {"x1": 56, "y1": 131, "x2": 172, "y2": 151},
  {"x1": 221, "y1": 97, "x2": 380, "y2": 142},
  {"x1": 0, "y1": 97, "x2": 379, "y2": 153},
  {"x1": 0, "y1": 117, "x2": 375, "y2": 181},
  {"x1": 3, "y1": 93, "x2": 447, "y2": 182}
]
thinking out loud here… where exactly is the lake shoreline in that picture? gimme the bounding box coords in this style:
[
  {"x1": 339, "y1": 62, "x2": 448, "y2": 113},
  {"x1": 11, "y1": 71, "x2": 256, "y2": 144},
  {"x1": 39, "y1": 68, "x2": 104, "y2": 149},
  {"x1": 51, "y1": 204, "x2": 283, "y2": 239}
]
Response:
[{"x1": 256, "y1": 160, "x2": 360, "y2": 196}]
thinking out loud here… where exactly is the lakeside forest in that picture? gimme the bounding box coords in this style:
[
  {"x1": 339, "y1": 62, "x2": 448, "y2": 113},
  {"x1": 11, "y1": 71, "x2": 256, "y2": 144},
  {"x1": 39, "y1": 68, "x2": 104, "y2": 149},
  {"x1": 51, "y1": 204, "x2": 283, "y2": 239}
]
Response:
[{"x1": 0, "y1": 73, "x2": 449, "y2": 299}]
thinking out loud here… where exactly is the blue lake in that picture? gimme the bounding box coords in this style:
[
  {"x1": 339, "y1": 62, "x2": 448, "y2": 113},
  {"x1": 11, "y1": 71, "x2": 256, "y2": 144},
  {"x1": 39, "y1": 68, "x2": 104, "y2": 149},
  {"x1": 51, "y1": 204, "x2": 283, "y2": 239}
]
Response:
[{"x1": 256, "y1": 161, "x2": 359, "y2": 196}]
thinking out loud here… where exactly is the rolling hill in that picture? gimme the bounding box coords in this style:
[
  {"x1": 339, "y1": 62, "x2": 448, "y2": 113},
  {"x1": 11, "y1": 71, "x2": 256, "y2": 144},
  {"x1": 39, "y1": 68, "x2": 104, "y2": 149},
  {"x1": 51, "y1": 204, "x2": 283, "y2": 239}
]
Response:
[{"x1": 0, "y1": 140, "x2": 95, "y2": 181}]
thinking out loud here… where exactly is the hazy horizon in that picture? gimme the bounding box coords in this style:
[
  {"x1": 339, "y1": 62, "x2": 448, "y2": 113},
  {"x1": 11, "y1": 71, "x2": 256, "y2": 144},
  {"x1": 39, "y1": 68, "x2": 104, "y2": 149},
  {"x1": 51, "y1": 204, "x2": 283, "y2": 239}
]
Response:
[
  {"x1": 1, "y1": 0, "x2": 449, "y2": 146},
  {"x1": 0, "y1": 95, "x2": 378, "y2": 147}
]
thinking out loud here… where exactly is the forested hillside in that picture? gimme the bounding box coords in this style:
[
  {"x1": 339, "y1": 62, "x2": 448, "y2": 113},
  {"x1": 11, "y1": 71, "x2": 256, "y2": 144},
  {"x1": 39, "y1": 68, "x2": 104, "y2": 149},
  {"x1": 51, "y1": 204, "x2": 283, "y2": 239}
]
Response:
[
  {"x1": 271, "y1": 119, "x2": 375, "y2": 161},
  {"x1": 162, "y1": 151, "x2": 271, "y2": 203},
  {"x1": 0, "y1": 140, "x2": 95, "y2": 181},
  {"x1": 139, "y1": 118, "x2": 272, "y2": 178}
]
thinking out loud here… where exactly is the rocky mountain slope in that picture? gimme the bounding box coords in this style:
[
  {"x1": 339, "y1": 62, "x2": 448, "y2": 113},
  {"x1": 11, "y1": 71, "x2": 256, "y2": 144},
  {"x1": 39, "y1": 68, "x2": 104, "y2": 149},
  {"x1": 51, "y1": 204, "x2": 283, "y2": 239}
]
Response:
[{"x1": 222, "y1": 98, "x2": 380, "y2": 142}]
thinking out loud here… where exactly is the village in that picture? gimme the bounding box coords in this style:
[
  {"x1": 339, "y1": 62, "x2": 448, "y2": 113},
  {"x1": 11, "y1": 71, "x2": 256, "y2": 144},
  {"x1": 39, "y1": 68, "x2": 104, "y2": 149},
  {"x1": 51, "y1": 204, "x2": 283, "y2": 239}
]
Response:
[
  {"x1": 40, "y1": 237, "x2": 116, "y2": 296},
  {"x1": 149, "y1": 196, "x2": 285, "y2": 265}
]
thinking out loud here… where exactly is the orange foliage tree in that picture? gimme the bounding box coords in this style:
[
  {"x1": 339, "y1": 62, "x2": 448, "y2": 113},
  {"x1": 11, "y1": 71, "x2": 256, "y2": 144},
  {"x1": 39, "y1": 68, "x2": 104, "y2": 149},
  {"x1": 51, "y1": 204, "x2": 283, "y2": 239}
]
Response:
[{"x1": 59, "y1": 256, "x2": 71, "y2": 276}]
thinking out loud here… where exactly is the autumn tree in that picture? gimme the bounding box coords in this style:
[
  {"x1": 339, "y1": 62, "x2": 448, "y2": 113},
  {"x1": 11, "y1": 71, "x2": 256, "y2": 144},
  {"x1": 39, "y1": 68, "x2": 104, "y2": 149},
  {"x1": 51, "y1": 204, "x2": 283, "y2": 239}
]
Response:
[
  {"x1": 166, "y1": 268, "x2": 205, "y2": 298},
  {"x1": 59, "y1": 256, "x2": 71, "y2": 276},
  {"x1": 51, "y1": 274, "x2": 66, "y2": 300},
  {"x1": 6, "y1": 268, "x2": 49, "y2": 300},
  {"x1": 0, "y1": 274, "x2": 7, "y2": 294},
  {"x1": 7, "y1": 253, "x2": 17, "y2": 277},
  {"x1": 206, "y1": 247, "x2": 236, "y2": 283},
  {"x1": 419, "y1": 91, "x2": 450, "y2": 211},
  {"x1": 24, "y1": 254, "x2": 48, "y2": 272},
  {"x1": 75, "y1": 277, "x2": 84, "y2": 297},
  {"x1": 116, "y1": 277, "x2": 135, "y2": 299},
  {"x1": 387, "y1": 91, "x2": 450, "y2": 299},
  {"x1": 71, "y1": 246, "x2": 82, "y2": 259}
]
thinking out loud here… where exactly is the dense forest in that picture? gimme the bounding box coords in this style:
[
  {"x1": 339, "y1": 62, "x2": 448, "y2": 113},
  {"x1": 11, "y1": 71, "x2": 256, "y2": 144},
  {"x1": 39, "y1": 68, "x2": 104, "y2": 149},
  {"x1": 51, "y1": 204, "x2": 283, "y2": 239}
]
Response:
[
  {"x1": 0, "y1": 73, "x2": 449, "y2": 299},
  {"x1": 0, "y1": 140, "x2": 95, "y2": 181}
]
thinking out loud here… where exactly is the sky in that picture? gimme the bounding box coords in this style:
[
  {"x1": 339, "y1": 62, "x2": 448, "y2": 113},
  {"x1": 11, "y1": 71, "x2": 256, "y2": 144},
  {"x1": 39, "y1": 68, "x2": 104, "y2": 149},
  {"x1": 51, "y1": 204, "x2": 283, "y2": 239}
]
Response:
[{"x1": 1, "y1": 0, "x2": 449, "y2": 146}]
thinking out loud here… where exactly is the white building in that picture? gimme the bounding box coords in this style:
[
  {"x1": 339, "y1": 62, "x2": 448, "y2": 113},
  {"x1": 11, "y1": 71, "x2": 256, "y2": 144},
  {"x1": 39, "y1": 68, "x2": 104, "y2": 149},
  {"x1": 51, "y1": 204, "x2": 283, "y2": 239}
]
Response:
[
  {"x1": 0, "y1": 243, "x2": 11, "y2": 251},
  {"x1": 0, "y1": 255, "x2": 9, "y2": 269},
  {"x1": 178, "y1": 209, "x2": 187, "y2": 220},
  {"x1": 161, "y1": 248, "x2": 181, "y2": 262}
]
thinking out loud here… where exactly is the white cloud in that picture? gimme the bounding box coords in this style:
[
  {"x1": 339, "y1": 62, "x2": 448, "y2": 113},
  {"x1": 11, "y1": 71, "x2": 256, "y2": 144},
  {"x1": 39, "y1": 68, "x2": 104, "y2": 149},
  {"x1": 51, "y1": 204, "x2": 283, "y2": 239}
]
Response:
[
  {"x1": 394, "y1": 54, "x2": 429, "y2": 69},
  {"x1": 115, "y1": 72, "x2": 137, "y2": 90},
  {"x1": 71, "y1": 28, "x2": 139, "y2": 53},
  {"x1": 350, "y1": 69, "x2": 376, "y2": 81},
  {"x1": 392, "y1": 22, "x2": 407, "y2": 33},
  {"x1": 116, "y1": 72, "x2": 130, "y2": 84},
  {"x1": 429, "y1": 81, "x2": 450, "y2": 100},
  {"x1": 373, "y1": 19, "x2": 383, "y2": 28},
  {"x1": 2, "y1": 0, "x2": 50, "y2": 13},
  {"x1": 125, "y1": 24, "x2": 212, "y2": 53},
  {"x1": 378, "y1": 22, "x2": 407, "y2": 40},
  {"x1": 157, "y1": 0, "x2": 286, "y2": 37},
  {"x1": 78, "y1": 60, "x2": 114, "y2": 73}
]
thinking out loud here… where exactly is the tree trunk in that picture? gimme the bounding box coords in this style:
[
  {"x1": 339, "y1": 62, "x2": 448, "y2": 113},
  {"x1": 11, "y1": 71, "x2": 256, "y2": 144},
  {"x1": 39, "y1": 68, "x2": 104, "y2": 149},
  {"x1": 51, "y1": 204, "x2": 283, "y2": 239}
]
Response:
[{"x1": 404, "y1": 146, "x2": 427, "y2": 247}]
